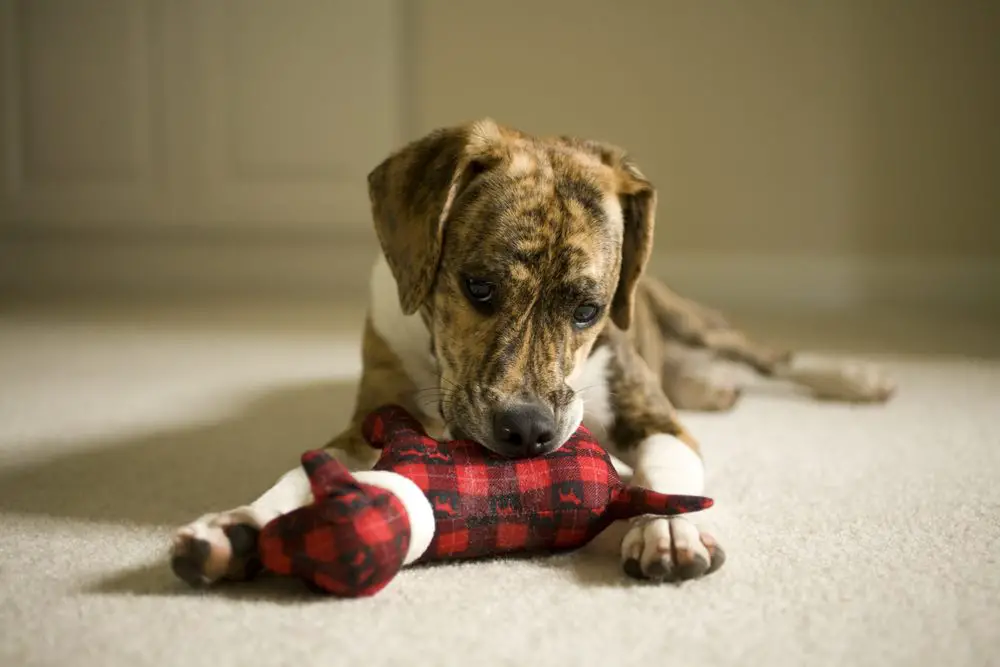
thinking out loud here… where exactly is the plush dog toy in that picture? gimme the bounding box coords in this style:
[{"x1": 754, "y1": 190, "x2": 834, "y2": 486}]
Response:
[{"x1": 255, "y1": 404, "x2": 713, "y2": 597}]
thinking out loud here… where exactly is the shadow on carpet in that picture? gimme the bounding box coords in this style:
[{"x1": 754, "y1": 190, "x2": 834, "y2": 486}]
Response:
[{"x1": 0, "y1": 378, "x2": 359, "y2": 526}]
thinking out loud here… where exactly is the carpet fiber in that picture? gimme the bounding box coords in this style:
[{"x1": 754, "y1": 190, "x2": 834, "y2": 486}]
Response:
[{"x1": 1, "y1": 301, "x2": 998, "y2": 667}]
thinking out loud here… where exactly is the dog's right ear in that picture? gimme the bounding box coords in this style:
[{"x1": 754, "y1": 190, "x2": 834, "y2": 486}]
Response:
[{"x1": 367, "y1": 119, "x2": 503, "y2": 315}]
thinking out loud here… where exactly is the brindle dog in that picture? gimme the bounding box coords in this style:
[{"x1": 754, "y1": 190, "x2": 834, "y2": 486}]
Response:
[{"x1": 170, "y1": 119, "x2": 894, "y2": 585}]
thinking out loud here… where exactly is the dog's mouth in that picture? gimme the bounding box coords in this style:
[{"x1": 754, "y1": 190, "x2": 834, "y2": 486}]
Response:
[
  {"x1": 443, "y1": 401, "x2": 584, "y2": 459},
  {"x1": 433, "y1": 374, "x2": 585, "y2": 458}
]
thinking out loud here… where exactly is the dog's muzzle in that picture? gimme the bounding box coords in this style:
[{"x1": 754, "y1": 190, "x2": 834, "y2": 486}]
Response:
[{"x1": 491, "y1": 401, "x2": 557, "y2": 458}]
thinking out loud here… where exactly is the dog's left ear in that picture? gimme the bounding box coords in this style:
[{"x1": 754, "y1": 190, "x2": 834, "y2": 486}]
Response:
[
  {"x1": 562, "y1": 138, "x2": 656, "y2": 331},
  {"x1": 610, "y1": 163, "x2": 656, "y2": 331}
]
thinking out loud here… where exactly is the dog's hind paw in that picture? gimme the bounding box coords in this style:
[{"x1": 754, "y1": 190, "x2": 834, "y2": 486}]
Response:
[{"x1": 780, "y1": 358, "x2": 896, "y2": 404}]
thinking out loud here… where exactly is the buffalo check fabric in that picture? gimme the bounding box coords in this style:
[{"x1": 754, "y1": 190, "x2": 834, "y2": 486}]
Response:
[
  {"x1": 258, "y1": 404, "x2": 712, "y2": 597},
  {"x1": 362, "y1": 404, "x2": 713, "y2": 563},
  {"x1": 257, "y1": 450, "x2": 412, "y2": 597}
]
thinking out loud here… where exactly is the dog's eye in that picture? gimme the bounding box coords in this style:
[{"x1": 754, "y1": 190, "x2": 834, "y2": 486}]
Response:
[
  {"x1": 572, "y1": 303, "x2": 601, "y2": 328},
  {"x1": 462, "y1": 277, "x2": 495, "y2": 304}
]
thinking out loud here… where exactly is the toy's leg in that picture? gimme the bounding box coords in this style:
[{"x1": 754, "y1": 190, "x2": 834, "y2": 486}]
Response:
[
  {"x1": 351, "y1": 470, "x2": 435, "y2": 567},
  {"x1": 580, "y1": 329, "x2": 725, "y2": 583}
]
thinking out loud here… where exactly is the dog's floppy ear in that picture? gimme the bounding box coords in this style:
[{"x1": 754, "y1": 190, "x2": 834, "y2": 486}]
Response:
[
  {"x1": 560, "y1": 137, "x2": 656, "y2": 330},
  {"x1": 611, "y1": 165, "x2": 656, "y2": 331},
  {"x1": 367, "y1": 119, "x2": 503, "y2": 314},
  {"x1": 575, "y1": 140, "x2": 656, "y2": 331}
]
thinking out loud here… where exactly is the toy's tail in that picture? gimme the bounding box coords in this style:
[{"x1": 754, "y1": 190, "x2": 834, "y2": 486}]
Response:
[
  {"x1": 361, "y1": 404, "x2": 432, "y2": 449},
  {"x1": 608, "y1": 486, "x2": 714, "y2": 521}
]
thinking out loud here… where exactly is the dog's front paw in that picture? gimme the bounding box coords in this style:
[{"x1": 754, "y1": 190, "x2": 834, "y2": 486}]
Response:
[
  {"x1": 170, "y1": 509, "x2": 262, "y2": 588},
  {"x1": 620, "y1": 515, "x2": 725, "y2": 582}
]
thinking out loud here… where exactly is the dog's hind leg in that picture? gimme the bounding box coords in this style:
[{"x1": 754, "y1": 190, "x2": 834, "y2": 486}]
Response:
[{"x1": 639, "y1": 278, "x2": 896, "y2": 404}]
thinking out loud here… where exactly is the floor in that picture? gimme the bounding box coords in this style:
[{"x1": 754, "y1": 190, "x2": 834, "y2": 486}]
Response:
[{"x1": 1, "y1": 297, "x2": 999, "y2": 667}]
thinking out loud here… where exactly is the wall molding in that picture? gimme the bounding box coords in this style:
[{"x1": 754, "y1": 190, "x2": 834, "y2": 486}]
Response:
[
  {"x1": 648, "y1": 252, "x2": 1000, "y2": 313},
  {"x1": 2, "y1": 229, "x2": 997, "y2": 312}
]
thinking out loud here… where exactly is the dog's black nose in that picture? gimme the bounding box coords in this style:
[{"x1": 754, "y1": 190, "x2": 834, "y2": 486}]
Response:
[{"x1": 493, "y1": 403, "x2": 556, "y2": 457}]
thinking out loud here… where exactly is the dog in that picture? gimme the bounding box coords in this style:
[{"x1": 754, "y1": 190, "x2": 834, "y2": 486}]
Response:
[{"x1": 170, "y1": 118, "x2": 895, "y2": 586}]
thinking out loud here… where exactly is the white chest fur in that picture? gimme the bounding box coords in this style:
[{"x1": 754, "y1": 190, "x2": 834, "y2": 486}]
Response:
[{"x1": 368, "y1": 256, "x2": 441, "y2": 421}]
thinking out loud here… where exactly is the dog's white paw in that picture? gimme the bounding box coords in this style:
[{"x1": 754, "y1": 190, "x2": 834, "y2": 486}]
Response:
[
  {"x1": 620, "y1": 515, "x2": 725, "y2": 582},
  {"x1": 170, "y1": 508, "x2": 262, "y2": 587},
  {"x1": 782, "y1": 358, "x2": 896, "y2": 403}
]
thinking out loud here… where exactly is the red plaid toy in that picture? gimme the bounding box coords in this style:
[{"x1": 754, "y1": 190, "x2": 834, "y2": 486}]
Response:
[{"x1": 257, "y1": 404, "x2": 713, "y2": 597}]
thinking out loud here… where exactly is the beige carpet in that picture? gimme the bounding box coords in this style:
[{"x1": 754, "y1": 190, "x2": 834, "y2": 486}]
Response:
[{"x1": 2, "y1": 299, "x2": 999, "y2": 667}]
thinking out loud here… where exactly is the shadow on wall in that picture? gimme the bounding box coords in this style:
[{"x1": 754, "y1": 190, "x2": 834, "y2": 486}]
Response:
[{"x1": 0, "y1": 379, "x2": 358, "y2": 527}]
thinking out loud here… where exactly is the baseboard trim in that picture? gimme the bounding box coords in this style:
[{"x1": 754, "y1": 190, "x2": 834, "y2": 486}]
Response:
[
  {"x1": 648, "y1": 253, "x2": 1000, "y2": 312},
  {"x1": 0, "y1": 230, "x2": 382, "y2": 301},
  {"x1": 2, "y1": 233, "x2": 997, "y2": 312}
]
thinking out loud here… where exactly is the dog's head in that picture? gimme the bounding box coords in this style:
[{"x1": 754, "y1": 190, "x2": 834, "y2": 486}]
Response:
[{"x1": 367, "y1": 119, "x2": 656, "y2": 458}]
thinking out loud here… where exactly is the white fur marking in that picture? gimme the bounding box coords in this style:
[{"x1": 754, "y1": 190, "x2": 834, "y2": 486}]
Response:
[
  {"x1": 508, "y1": 152, "x2": 534, "y2": 175},
  {"x1": 369, "y1": 256, "x2": 440, "y2": 419},
  {"x1": 248, "y1": 466, "x2": 313, "y2": 525},
  {"x1": 353, "y1": 470, "x2": 435, "y2": 565},
  {"x1": 568, "y1": 345, "x2": 614, "y2": 435},
  {"x1": 602, "y1": 195, "x2": 624, "y2": 230},
  {"x1": 631, "y1": 434, "x2": 705, "y2": 496}
]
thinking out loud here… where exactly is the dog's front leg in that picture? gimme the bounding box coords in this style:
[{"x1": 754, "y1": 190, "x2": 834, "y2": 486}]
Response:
[
  {"x1": 170, "y1": 429, "x2": 379, "y2": 587},
  {"x1": 170, "y1": 313, "x2": 441, "y2": 587},
  {"x1": 582, "y1": 338, "x2": 725, "y2": 582}
]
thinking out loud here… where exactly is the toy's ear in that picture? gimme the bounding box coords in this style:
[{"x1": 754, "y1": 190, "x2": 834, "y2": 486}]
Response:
[
  {"x1": 300, "y1": 450, "x2": 363, "y2": 500},
  {"x1": 362, "y1": 404, "x2": 432, "y2": 448}
]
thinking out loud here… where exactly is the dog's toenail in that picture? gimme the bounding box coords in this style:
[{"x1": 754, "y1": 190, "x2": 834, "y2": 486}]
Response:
[
  {"x1": 675, "y1": 554, "x2": 709, "y2": 580},
  {"x1": 644, "y1": 560, "x2": 669, "y2": 581},
  {"x1": 171, "y1": 554, "x2": 206, "y2": 587},
  {"x1": 224, "y1": 524, "x2": 260, "y2": 557},
  {"x1": 623, "y1": 558, "x2": 644, "y2": 580}
]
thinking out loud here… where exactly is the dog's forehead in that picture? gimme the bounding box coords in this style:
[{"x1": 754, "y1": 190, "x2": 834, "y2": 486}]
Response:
[{"x1": 449, "y1": 142, "x2": 624, "y2": 279}]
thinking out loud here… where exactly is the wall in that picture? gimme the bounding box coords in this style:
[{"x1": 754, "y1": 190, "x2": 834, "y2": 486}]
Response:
[
  {"x1": 408, "y1": 0, "x2": 1000, "y2": 308},
  {"x1": 2, "y1": 0, "x2": 997, "y2": 310}
]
